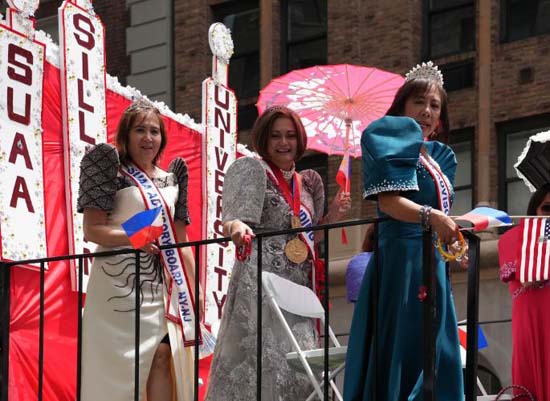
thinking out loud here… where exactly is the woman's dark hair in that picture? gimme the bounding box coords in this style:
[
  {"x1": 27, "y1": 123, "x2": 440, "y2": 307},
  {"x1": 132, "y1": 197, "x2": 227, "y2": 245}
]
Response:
[
  {"x1": 385, "y1": 78, "x2": 450, "y2": 136},
  {"x1": 251, "y1": 106, "x2": 308, "y2": 161},
  {"x1": 115, "y1": 101, "x2": 167, "y2": 166},
  {"x1": 526, "y1": 183, "x2": 550, "y2": 215}
]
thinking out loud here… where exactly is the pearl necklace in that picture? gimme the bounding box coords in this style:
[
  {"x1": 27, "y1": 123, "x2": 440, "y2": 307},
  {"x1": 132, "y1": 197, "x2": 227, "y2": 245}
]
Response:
[{"x1": 281, "y1": 164, "x2": 295, "y2": 181}]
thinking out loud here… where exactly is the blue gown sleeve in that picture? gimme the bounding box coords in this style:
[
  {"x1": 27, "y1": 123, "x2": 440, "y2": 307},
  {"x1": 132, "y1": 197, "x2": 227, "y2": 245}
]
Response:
[{"x1": 361, "y1": 116, "x2": 423, "y2": 200}]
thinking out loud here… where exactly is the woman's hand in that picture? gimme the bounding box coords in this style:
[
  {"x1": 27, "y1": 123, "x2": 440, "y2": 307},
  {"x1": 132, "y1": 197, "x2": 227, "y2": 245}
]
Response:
[
  {"x1": 139, "y1": 241, "x2": 160, "y2": 255},
  {"x1": 430, "y1": 209, "x2": 460, "y2": 245},
  {"x1": 326, "y1": 190, "x2": 352, "y2": 223},
  {"x1": 227, "y1": 220, "x2": 255, "y2": 246},
  {"x1": 449, "y1": 239, "x2": 469, "y2": 269}
]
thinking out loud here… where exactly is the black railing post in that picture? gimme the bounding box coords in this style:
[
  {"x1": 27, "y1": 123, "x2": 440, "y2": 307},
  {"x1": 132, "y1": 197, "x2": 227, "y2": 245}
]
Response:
[
  {"x1": 0, "y1": 262, "x2": 10, "y2": 401},
  {"x1": 134, "y1": 251, "x2": 141, "y2": 401},
  {"x1": 422, "y1": 229, "x2": 436, "y2": 401},
  {"x1": 194, "y1": 244, "x2": 200, "y2": 401},
  {"x1": 256, "y1": 236, "x2": 263, "y2": 401},
  {"x1": 38, "y1": 262, "x2": 45, "y2": 401},
  {"x1": 323, "y1": 228, "x2": 330, "y2": 400},
  {"x1": 76, "y1": 258, "x2": 84, "y2": 401},
  {"x1": 464, "y1": 231, "x2": 481, "y2": 401}
]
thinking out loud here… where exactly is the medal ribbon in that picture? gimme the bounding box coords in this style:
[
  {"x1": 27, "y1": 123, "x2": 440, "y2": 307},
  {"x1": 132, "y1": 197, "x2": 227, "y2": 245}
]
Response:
[
  {"x1": 419, "y1": 153, "x2": 452, "y2": 215},
  {"x1": 264, "y1": 161, "x2": 316, "y2": 261},
  {"x1": 121, "y1": 163, "x2": 199, "y2": 347}
]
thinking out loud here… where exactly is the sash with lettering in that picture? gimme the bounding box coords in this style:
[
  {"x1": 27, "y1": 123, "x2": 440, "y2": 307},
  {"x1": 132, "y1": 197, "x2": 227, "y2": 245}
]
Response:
[
  {"x1": 419, "y1": 153, "x2": 452, "y2": 215},
  {"x1": 121, "y1": 163, "x2": 199, "y2": 347},
  {"x1": 263, "y1": 161, "x2": 317, "y2": 266}
]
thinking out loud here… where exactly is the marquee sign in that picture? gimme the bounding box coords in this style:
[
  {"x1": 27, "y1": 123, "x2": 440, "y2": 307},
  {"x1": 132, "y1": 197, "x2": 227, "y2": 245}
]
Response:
[
  {"x1": 59, "y1": 0, "x2": 107, "y2": 289},
  {"x1": 202, "y1": 23, "x2": 237, "y2": 332},
  {"x1": 0, "y1": 5, "x2": 47, "y2": 266}
]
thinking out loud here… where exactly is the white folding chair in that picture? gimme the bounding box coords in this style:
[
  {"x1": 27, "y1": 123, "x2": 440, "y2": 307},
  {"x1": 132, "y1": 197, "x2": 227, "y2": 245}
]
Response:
[{"x1": 262, "y1": 271, "x2": 347, "y2": 401}]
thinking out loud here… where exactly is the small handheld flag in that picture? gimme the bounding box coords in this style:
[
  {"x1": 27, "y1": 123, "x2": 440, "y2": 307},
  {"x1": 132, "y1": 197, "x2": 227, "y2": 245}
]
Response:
[
  {"x1": 336, "y1": 150, "x2": 351, "y2": 244},
  {"x1": 456, "y1": 207, "x2": 512, "y2": 231},
  {"x1": 336, "y1": 150, "x2": 351, "y2": 192},
  {"x1": 121, "y1": 207, "x2": 164, "y2": 249}
]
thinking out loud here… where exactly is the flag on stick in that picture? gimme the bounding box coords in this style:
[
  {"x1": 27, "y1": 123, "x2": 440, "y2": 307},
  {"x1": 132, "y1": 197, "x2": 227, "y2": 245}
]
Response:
[
  {"x1": 336, "y1": 150, "x2": 351, "y2": 192},
  {"x1": 518, "y1": 217, "x2": 550, "y2": 283},
  {"x1": 336, "y1": 150, "x2": 351, "y2": 244},
  {"x1": 456, "y1": 207, "x2": 512, "y2": 231},
  {"x1": 121, "y1": 207, "x2": 164, "y2": 249}
]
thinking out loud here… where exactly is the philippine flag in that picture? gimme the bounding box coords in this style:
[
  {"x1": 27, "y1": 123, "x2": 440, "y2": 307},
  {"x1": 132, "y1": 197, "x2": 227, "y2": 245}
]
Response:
[
  {"x1": 121, "y1": 207, "x2": 164, "y2": 249},
  {"x1": 336, "y1": 150, "x2": 351, "y2": 192},
  {"x1": 456, "y1": 207, "x2": 512, "y2": 231}
]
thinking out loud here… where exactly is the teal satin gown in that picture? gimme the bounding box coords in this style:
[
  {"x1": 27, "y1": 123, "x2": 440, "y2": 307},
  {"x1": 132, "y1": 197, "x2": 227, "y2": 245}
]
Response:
[{"x1": 343, "y1": 116, "x2": 464, "y2": 401}]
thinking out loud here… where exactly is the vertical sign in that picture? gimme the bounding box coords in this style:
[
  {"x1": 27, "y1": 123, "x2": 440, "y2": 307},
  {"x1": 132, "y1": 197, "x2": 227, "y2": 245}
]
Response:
[
  {"x1": 58, "y1": 0, "x2": 107, "y2": 290},
  {"x1": 202, "y1": 23, "x2": 237, "y2": 333},
  {"x1": 0, "y1": 4, "x2": 47, "y2": 266}
]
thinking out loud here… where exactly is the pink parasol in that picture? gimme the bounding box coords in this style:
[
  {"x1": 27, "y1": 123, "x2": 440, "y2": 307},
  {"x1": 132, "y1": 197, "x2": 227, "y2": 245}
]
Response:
[{"x1": 257, "y1": 64, "x2": 404, "y2": 159}]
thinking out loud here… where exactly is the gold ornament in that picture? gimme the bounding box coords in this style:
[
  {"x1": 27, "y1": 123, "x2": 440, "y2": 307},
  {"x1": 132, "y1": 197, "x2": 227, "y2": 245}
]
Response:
[{"x1": 285, "y1": 238, "x2": 308, "y2": 264}]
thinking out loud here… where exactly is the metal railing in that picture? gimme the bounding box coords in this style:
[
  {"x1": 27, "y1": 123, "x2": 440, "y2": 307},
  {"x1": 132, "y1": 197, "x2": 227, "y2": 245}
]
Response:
[{"x1": 0, "y1": 218, "x2": 484, "y2": 401}]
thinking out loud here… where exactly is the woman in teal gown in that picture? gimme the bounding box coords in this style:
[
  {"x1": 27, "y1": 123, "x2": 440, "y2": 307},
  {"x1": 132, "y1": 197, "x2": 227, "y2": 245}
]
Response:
[{"x1": 343, "y1": 67, "x2": 465, "y2": 401}]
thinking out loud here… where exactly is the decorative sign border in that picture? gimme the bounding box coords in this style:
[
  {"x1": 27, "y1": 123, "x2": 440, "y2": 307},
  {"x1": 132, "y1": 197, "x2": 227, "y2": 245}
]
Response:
[
  {"x1": 59, "y1": 0, "x2": 108, "y2": 290},
  {"x1": 0, "y1": 9, "x2": 47, "y2": 267}
]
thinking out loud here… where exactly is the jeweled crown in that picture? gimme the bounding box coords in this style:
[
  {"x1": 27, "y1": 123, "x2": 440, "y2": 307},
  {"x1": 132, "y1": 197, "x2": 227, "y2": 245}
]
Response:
[{"x1": 405, "y1": 61, "x2": 444, "y2": 87}]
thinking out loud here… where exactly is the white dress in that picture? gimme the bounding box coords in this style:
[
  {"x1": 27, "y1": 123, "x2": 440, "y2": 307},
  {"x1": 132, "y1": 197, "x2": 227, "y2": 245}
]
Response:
[{"x1": 77, "y1": 144, "x2": 194, "y2": 401}]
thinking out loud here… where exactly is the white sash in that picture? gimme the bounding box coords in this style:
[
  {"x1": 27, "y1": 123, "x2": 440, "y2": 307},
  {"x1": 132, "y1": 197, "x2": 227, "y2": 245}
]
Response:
[
  {"x1": 419, "y1": 153, "x2": 452, "y2": 215},
  {"x1": 121, "y1": 163, "x2": 199, "y2": 347}
]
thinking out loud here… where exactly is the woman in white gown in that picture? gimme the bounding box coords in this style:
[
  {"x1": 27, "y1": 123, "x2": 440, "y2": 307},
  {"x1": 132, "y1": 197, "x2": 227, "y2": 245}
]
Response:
[{"x1": 78, "y1": 100, "x2": 197, "y2": 401}]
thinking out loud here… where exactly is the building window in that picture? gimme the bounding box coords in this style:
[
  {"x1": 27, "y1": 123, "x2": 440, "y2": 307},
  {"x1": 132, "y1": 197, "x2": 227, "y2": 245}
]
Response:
[
  {"x1": 425, "y1": 0, "x2": 475, "y2": 59},
  {"x1": 440, "y1": 59, "x2": 474, "y2": 92},
  {"x1": 213, "y1": 0, "x2": 259, "y2": 130},
  {"x1": 501, "y1": 0, "x2": 550, "y2": 42},
  {"x1": 449, "y1": 128, "x2": 474, "y2": 215},
  {"x1": 214, "y1": 1, "x2": 259, "y2": 101},
  {"x1": 498, "y1": 114, "x2": 550, "y2": 215},
  {"x1": 282, "y1": 0, "x2": 327, "y2": 72}
]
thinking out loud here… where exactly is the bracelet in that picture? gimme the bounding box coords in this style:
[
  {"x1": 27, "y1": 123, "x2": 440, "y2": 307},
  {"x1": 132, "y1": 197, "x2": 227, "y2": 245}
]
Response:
[
  {"x1": 436, "y1": 231, "x2": 467, "y2": 262},
  {"x1": 418, "y1": 205, "x2": 432, "y2": 231}
]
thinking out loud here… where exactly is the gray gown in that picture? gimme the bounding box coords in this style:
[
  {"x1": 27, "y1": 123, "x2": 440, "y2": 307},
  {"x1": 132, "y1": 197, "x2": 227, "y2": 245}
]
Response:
[{"x1": 205, "y1": 157, "x2": 325, "y2": 401}]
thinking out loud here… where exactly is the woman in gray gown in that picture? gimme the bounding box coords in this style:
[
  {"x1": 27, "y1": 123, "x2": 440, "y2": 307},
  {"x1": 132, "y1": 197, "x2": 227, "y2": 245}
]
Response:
[{"x1": 205, "y1": 106, "x2": 351, "y2": 400}]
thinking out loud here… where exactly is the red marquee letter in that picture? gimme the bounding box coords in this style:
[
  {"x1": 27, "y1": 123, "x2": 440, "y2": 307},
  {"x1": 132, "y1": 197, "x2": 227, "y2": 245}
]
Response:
[
  {"x1": 9, "y1": 133, "x2": 33, "y2": 170},
  {"x1": 10, "y1": 176, "x2": 35, "y2": 213}
]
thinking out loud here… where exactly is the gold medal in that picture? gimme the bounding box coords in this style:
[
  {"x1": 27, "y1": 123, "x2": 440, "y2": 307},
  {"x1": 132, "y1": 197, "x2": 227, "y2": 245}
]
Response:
[
  {"x1": 284, "y1": 238, "x2": 308, "y2": 264},
  {"x1": 291, "y1": 215, "x2": 302, "y2": 229}
]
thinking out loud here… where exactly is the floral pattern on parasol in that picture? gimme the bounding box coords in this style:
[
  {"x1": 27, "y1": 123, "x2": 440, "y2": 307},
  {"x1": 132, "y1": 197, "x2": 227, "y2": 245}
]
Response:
[{"x1": 257, "y1": 64, "x2": 404, "y2": 158}]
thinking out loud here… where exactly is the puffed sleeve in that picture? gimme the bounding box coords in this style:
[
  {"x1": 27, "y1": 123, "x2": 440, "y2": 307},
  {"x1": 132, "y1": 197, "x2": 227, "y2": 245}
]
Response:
[
  {"x1": 77, "y1": 143, "x2": 120, "y2": 213},
  {"x1": 222, "y1": 157, "x2": 266, "y2": 225},
  {"x1": 429, "y1": 141, "x2": 457, "y2": 186},
  {"x1": 168, "y1": 157, "x2": 191, "y2": 224},
  {"x1": 362, "y1": 116, "x2": 423, "y2": 200},
  {"x1": 300, "y1": 169, "x2": 325, "y2": 224}
]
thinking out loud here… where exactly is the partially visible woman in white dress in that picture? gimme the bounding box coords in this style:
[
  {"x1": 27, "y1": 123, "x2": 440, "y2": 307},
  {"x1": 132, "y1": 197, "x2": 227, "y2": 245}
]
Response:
[{"x1": 77, "y1": 100, "x2": 197, "y2": 401}]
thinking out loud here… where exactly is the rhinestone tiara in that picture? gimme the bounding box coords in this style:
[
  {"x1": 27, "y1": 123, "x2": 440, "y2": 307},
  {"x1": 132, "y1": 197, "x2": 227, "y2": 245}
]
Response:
[{"x1": 405, "y1": 61, "x2": 444, "y2": 87}]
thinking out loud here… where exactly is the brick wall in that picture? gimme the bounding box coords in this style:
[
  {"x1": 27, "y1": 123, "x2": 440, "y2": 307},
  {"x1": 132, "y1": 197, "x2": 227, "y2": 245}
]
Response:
[
  {"x1": 174, "y1": 0, "x2": 211, "y2": 121},
  {"x1": 169, "y1": 0, "x2": 550, "y2": 213},
  {"x1": 33, "y1": 0, "x2": 129, "y2": 82}
]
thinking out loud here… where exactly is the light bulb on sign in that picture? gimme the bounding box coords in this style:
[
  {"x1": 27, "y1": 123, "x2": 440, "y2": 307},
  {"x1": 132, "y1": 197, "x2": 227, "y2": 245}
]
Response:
[{"x1": 208, "y1": 23, "x2": 234, "y2": 65}]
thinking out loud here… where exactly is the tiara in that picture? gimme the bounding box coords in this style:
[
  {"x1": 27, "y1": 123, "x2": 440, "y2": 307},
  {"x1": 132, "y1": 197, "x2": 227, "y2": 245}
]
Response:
[
  {"x1": 405, "y1": 61, "x2": 444, "y2": 87},
  {"x1": 125, "y1": 97, "x2": 159, "y2": 114}
]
